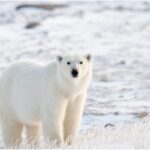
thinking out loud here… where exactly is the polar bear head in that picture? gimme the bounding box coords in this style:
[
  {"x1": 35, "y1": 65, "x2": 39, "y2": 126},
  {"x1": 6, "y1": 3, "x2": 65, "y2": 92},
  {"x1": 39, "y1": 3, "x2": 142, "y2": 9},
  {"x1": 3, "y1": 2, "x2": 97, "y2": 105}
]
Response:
[{"x1": 57, "y1": 54, "x2": 92, "y2": 81}]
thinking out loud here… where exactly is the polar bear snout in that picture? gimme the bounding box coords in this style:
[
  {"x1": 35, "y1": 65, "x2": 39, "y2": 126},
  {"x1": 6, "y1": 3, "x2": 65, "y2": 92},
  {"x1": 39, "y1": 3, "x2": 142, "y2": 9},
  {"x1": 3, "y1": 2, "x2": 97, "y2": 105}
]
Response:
[{"x1": 71, "y1": 68, "x2": 79, "y2": 77}]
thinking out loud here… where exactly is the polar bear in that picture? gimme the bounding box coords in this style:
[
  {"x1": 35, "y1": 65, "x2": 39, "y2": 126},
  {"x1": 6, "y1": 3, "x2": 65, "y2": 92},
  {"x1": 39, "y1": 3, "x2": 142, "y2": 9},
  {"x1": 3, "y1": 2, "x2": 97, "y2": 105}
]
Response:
[{"x1": 0, "y1": 54, "x2": 92, "y2": 148}]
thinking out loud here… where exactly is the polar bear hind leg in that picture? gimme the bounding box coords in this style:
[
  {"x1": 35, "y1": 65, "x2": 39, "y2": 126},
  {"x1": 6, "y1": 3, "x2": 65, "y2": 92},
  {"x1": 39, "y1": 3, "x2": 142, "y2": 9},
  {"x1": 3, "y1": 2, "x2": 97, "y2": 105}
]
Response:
[
  {"x1": 0, "y1": 117, "x2": 23, "y2": 148},
  {"x1": 25, "y1": 124, "x2": 41, "y2": 146}
]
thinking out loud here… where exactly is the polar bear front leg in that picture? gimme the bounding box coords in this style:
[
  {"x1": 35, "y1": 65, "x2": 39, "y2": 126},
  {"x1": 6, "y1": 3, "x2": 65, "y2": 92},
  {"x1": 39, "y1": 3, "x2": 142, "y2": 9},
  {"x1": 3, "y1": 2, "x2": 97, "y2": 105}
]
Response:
[
  {"x1": 42, "y1": 97, "x2": 68, "y2": 146},
  {"x1": 64, "y1": 93, "x2": 86, "y2": 144},
  {"x1": 43, "y1": 117, "x2": 64, "y2": 146}
]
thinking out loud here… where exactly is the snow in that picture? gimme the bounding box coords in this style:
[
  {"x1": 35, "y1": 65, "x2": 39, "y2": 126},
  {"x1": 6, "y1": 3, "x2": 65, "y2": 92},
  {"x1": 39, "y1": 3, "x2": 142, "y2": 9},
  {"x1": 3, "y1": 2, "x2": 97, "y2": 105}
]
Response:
[{"x1": 0, "y1": 0, "x2": 150, "y2": 148}]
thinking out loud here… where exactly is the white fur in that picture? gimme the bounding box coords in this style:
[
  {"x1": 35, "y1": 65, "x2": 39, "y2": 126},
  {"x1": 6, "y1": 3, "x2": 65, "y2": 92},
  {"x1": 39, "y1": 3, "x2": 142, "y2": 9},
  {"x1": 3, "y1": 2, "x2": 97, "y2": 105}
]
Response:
[{"x1": 0, "y1": 54, "x2": 92, "y2": 148}]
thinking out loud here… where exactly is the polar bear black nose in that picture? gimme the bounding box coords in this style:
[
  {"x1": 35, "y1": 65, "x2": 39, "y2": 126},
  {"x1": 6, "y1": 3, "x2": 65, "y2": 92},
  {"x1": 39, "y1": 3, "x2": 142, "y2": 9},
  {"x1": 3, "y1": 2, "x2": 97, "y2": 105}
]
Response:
[{"x1": 71, "y1": 69, "x2": 78, "y2": 77}]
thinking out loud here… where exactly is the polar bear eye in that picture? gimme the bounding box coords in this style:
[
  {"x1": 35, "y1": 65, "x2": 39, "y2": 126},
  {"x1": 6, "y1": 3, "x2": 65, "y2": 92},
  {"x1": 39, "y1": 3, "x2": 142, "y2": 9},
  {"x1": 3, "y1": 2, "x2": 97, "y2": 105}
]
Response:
[
  {"x1": 67, "y1": 62, "x2": 71, "y2": 65},
  {"x1": 80, "y1": 61, "x2": 83, "y2": 64}
]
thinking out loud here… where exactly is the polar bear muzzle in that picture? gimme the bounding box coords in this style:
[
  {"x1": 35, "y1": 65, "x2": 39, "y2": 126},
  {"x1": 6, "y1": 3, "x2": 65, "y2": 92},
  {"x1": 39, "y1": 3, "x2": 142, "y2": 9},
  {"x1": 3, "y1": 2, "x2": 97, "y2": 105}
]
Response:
[{"x1": 71, "y1": 68, "x2": 79, "y2": 78}]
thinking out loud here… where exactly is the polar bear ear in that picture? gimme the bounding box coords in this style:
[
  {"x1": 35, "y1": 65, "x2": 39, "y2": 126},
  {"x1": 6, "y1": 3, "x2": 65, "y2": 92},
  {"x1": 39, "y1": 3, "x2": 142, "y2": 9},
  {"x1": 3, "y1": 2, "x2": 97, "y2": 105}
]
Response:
[
  {"x1": 85, "y1": 54, "x2": 92, "y2": 61},
  {"x1": 57, "y1": 55, "x2": 63, "y2": 62}
]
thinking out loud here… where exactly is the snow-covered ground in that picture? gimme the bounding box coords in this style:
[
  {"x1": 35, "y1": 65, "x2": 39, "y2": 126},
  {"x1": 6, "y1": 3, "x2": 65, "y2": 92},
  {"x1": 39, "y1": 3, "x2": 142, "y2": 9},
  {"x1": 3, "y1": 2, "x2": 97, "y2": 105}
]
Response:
[{"x1": 0, "y1": 0, "x2": 150, "y2": 148}]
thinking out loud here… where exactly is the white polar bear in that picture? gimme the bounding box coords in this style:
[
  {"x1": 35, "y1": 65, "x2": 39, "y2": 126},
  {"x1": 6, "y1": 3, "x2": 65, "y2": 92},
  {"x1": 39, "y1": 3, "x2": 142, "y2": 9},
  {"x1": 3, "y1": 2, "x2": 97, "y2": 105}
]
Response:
[{"x1": 0, "y1": 54, "x2": 92, "y2": 148}]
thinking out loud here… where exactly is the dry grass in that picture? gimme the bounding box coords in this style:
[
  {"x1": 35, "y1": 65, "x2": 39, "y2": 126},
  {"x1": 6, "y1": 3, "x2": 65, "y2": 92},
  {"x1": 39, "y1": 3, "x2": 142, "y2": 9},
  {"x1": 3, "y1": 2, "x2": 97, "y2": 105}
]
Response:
[{"x1": 17, "y1": 121, "x2": 150, "y2": 149}]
